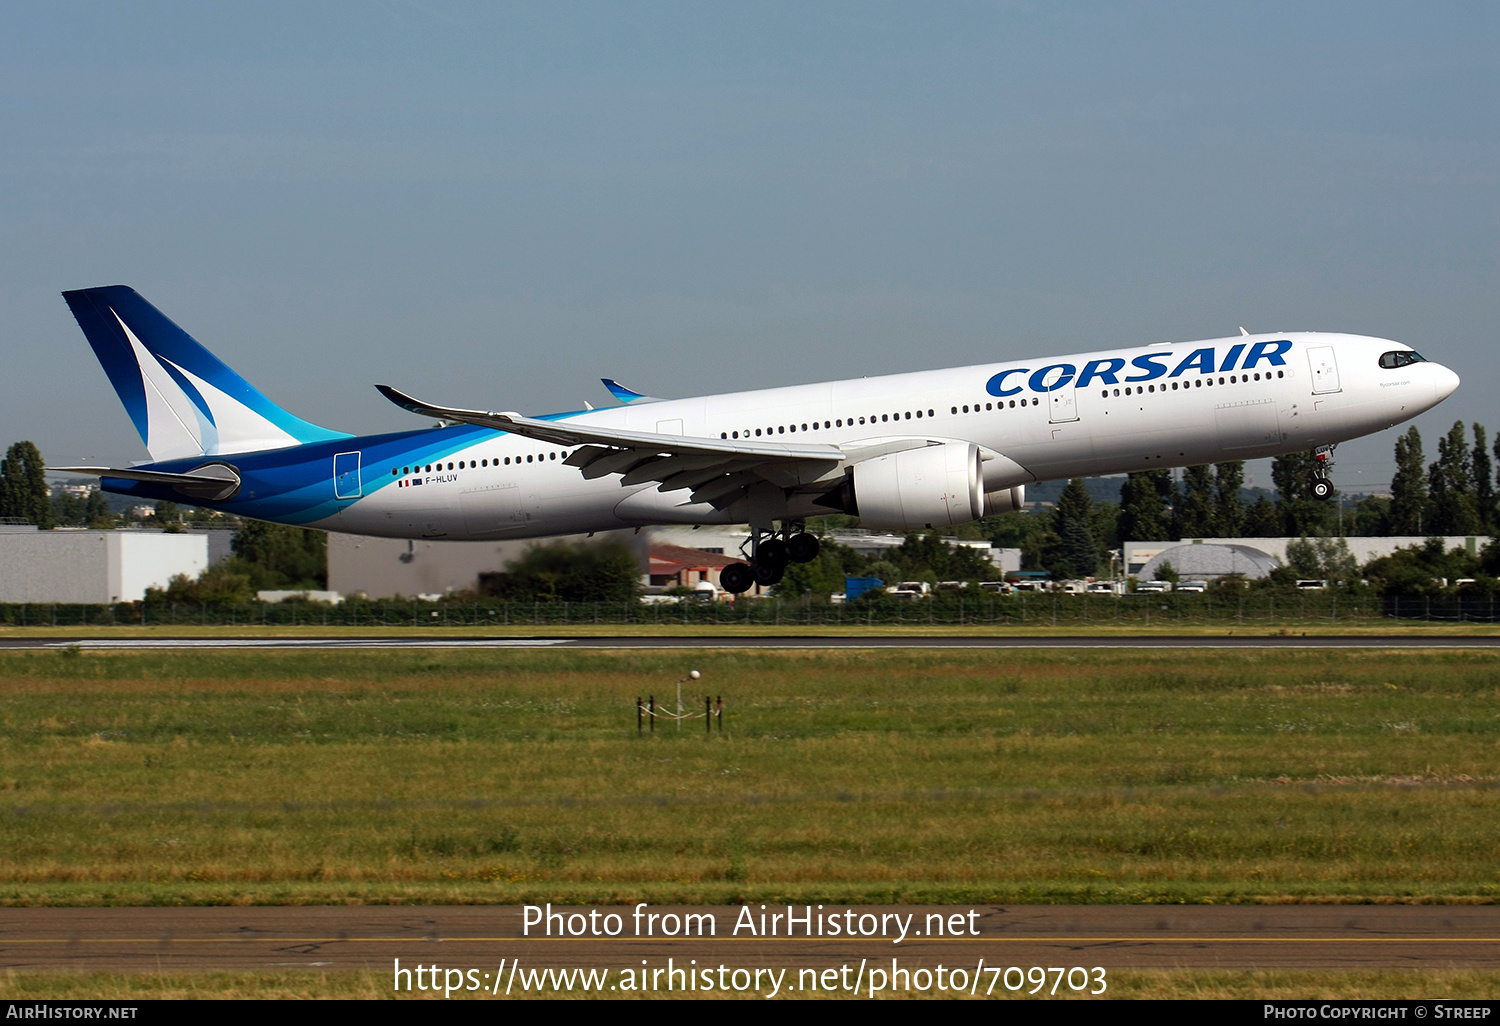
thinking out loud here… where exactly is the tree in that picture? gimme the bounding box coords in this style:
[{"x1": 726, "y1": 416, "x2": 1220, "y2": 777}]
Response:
[
  {"x1": 1044, "y1": 478, "x2": 1097, "y2": 578},
  {"x1": 1176, "y1": 465, "x2": 1216, "y2": 537},
  {"x1": 145, "y1": 563, "x2": 257, "y2": 606},
  {"x1": 1242, "y1": 494, "x2": 1279, "y2": 536},
  {"x1": 1427, "y1": 421, "x2": 1479, "y2": 535},
  {"x1": 484, "y1": 540, "x2": 641, "y2": 602},
  {"x1": 1117, "y1": 471, "x2": 1173, "y2": 541},
  {"x1": 1271, "y1": 452, "x2": 1331, "y2": 537},
  {"x1": 83, "y1": 488, "x2": 113, "y2": 528},
  {"x1": 231, "y1": 520, "x2": 328, "y2": 588},
  {"x1": 1471, "y1": 424, "x2": 1494, "y2": 534},
  {"x1": 0, "y1": 441, "x2": 55, "y2": 528},
  {"x1": 776, "y1": 543, "x2": 852, "y2": 599},
  {"x1": 154, "y1": 499, "x2": 187, "y2": 533},
  {"x1": 51, "y1": 490, "x2": 83, "y2": 527},
  {"x1": 1213, "y1": 462, "x2": 1245, "y2": 537},
  {"x1": 889, "y1": 531, "x2": 995, "y2": 581},
  {"x1": 1388, "y1": 427, "x2": 1426, "y2": 535},
  {"x1": 1286, "y1": 536, "x2": 1358, "y2": 582},
  {"x1": 983, "y1": 510, "x2": 1052, "y2": 570}
]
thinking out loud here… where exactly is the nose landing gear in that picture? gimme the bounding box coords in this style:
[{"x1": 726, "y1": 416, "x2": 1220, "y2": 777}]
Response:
[
  {"x1": 720, "y1": 523, "x2": 823, "y2": 594},
  {"x1": 1309, "y1": 444, "x2": 1337, "y2": 500}
]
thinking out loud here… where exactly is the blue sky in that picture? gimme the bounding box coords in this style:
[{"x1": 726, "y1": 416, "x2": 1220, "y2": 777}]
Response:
[{"x1": 2, "y1": 2, "x2": 1495, "y2": 494}]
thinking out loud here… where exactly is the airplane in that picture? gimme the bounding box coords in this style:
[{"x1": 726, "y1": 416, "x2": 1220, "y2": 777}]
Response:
[{"x1": 58, "y1": 285, "x2": 1459, "y2": 594}]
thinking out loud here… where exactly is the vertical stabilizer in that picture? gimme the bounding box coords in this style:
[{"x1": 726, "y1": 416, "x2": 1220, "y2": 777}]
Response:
[{"x1": 63, "y1": 286, "x2": 349, "y2": 461}]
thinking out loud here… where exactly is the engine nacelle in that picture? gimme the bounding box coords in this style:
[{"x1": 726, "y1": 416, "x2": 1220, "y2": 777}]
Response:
[
  {"x1": 984, "y1": 484, "x2": 1025, "y2": 515},
  {"x1": 846, "y1": 442, "x2": 985, "y2": 531}
]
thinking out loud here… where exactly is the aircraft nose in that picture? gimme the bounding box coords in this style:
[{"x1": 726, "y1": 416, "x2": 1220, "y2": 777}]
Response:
[{"x1": 1432, "y1": 363, "x2": 1460, "y2": 402}]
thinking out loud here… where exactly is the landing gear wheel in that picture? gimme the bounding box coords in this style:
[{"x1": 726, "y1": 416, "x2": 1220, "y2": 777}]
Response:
[
  {"x1": 752, "y1": 561, "x2": 785, "y2": 587},
  {"x1": 787, "y1": 532, "x2": 821, "y2": 564},
  {"x1": 757, "y1": 538, "x2": 789, "y2": 569},
  {"x1": 720, "y1": 563, "x2": 754, "y2": 594},
  {"x1": 1309, "y1": 476, "x2": 1334, "y2": 501}
]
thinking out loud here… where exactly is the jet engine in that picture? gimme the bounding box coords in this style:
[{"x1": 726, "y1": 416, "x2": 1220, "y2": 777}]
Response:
[
  {"x1": 984, "y1": 484, "x2": 1025, "y2": 515},
  {"x1": 840, "y1": 442, "x2": 986, "y2": 531}
]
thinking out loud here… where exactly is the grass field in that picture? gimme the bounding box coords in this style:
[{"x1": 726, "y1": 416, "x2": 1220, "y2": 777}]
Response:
[{"x1": 1, "y1": 647, "x2": 1497, "y2": 907}]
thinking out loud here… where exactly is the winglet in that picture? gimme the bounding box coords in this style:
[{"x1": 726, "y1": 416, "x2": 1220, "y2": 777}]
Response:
[{"x1": 601, "y1": 378, "x2": 663, "y2": 405}]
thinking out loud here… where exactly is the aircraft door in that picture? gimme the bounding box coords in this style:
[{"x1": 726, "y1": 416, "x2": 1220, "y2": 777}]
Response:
[
  {"x1": 1048, "y1": 381, "x2": 1079, "y2": 423},
  {"x1": 333, "y1": 451, "x2": 362, "y2": 499},
  {"x1": 1307, "y1": 346, "x2": 1342, "y2": 394}
]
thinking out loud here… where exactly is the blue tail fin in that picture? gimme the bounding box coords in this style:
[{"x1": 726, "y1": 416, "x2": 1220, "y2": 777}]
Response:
[{"x1": 63, "y1": 286, "x2": 349, "y2": 462}]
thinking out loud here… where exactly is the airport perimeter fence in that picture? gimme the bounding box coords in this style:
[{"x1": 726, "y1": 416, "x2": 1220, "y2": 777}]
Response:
[{"x1": 1, "y1": 592, "x2": 1498, "y2": 628}]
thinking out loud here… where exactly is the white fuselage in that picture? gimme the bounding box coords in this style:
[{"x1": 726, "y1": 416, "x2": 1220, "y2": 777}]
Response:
[{"x1": 317, "y1": 331, "x2": 1458, "y2": 540}]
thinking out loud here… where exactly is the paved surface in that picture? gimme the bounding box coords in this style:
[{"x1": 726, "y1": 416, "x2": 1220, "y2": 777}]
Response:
[
  {"x1": 2, "y1": 634, "x2": 1499, "y2": 650},
  {"x1": 3, "y1": 905, "x2": 1497, "y2": 975}
]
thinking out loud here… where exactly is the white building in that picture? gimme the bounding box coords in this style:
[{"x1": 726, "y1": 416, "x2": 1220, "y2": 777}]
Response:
[
  {"x1": 326, "y1": 530, "x2": 647, "y2": 599},
  {"x1": 0, "y1": 526, "x2": 209, "y2": 603}
]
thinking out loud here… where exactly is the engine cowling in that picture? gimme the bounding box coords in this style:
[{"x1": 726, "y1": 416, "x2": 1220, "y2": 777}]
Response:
[
  {"x1": 845, "y1": 442, "x2": 985, "y2": 531},
  {"x1": 984, "y1": 484, "x2": 1025, "y2": 515}
]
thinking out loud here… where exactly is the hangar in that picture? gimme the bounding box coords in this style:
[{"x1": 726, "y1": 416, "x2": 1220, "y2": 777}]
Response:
[{"x1": 0, "y1": 525, "x2": 208, "y2": 603}]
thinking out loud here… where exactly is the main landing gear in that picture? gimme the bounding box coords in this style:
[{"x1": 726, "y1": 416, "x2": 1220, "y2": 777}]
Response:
[
  {"x1": 1309, "y1": 444, "x2": 1336, "y2": 501},
  {"x1": 719, "y1": 523, "x2": 821, "y2": 595}
]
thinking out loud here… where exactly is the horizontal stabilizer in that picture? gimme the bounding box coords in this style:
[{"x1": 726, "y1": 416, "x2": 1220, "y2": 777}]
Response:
[{"x1": 56, "y1": 463, "x2": 241, "y2": 502}]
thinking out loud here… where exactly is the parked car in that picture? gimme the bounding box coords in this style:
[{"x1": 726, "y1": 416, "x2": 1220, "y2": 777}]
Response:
[
  {"x1": 1135, "y1": 580, "x2": 1172, "y2": 593},
  {"x1": 1175, "y1": 580, "x2": 1208, "y2": 593}
]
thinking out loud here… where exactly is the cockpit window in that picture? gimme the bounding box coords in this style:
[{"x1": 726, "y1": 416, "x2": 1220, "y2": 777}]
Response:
[{"x1": 1379, "y1": 350, "x2": 1426, "y2": 369}]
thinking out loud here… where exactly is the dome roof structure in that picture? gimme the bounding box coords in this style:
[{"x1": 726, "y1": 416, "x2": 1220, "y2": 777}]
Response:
[{"x1": 1139, "y1": 543, "x2": 1280, "y2": 581}]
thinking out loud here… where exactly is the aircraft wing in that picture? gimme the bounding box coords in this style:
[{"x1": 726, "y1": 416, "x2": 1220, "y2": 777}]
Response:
[{"x1": 376, "y1": 385, "x2": 932, "y2": 509}]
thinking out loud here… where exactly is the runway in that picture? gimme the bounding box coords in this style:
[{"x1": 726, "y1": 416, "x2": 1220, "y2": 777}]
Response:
[
  {"x1": 4, "y1": 905, "x2": 1497, "y2": 977},
  {"x1": 0, "y1": 633, "x2": 1498, "y2": 650}
]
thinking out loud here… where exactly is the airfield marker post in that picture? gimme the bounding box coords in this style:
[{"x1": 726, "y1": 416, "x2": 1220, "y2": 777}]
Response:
[
  {"x1": 638, "y1": 698, "x2": 643, "y2": 736},
  {"x1": 716, "y1": 696, "x2": 723, "y2": 732},
  {"x1": 706, "y1": 696, "x2": 711, "y2": 734},
  {"x1": 649, "y1": 696, "x2": 655, "y2": 733}
]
